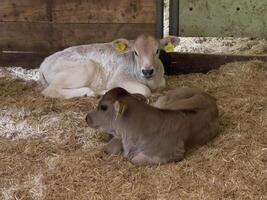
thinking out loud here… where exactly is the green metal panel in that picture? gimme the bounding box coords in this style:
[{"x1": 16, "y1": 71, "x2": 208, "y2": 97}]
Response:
[{"x1": 179, "y1": 0, "x2": 267, "y2": 37}]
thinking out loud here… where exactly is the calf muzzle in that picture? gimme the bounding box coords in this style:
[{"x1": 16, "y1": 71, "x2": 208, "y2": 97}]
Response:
[{"x1": 142, "y1": 69, "x2": 154, "y2": 78}]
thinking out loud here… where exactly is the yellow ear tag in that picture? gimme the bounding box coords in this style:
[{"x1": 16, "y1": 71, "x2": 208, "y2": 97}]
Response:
[
  {"x1": 115, "y1": 42, "x2": 127, "y2": 53},
  {"x1": 115, "y1": 104, "x2": 126, "y2": 120},
  {"x1": 164, "y1": 42, "x2": 175, "y2": 53}
]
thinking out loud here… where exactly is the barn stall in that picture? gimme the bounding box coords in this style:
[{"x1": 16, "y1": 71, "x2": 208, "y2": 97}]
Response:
[{"x1": 0, "y1": 0, "x2": 266, "y2": 199}]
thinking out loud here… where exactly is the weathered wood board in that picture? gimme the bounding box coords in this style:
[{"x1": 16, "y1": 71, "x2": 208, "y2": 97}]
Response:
[
  {"x1": 0, "y1": 22, "x2": 156, "y2": 52},
  {"x1": 0, "y1": 0, "x2": 161, "y2": 53},
  {"x1": 0, "y1": 0, "x2": 48, "y2": 22},
  {"x1": 52, "y1": 0, "x2": 156, "y2": 23},
  {"x1": 1, "y1": 51, "x2": 267, "y2": 73}
]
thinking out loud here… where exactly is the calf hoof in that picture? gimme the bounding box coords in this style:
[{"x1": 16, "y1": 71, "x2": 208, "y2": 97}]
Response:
[
  {"x1": 131, "y1": 153, "x2": 156, "y2": 166},
  {"x1": 140, "y1": 87, "x2": 151, "y2": 97},
  {"x1": 100, "y1": 132, "x2": 113, "y2": 142},
  {"x1": 83, "y1": 88, "x2": 96, "y2": 97},
  {"x1": 153, "y1": 96, "x2": 168, "y2": 108},
  {"x1": 103, "y1": 145, "x2": 122, "y2": 155},
  {"x1": 103, "y1": 138, "x2": 123, "y2": 155},
  {"x1": 41, "y1": 88, "x2": 61, "y2": 98}
]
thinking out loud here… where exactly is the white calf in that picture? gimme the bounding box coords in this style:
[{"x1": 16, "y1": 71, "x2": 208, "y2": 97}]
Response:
[{"x1": 39, "y1": 34, "x2": 180, "y2": 98}]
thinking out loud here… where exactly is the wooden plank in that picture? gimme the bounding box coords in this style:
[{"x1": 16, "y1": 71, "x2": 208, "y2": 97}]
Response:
[
  {"x1": 0, "y1": 22, "x2": 53, "y2": 52},
  {"x1": 0, "y1": 51, "x2": 48, "y2": 68},
  {"x1": 0, "y1": 22, "x2": 156, "y2": 52},
  {"x1": 52, "y1": 0, "x2": 156, "y2": 23},
  {"x1": 160, "y1": 52, "x2": 267, "y2": 75},
  {"x1": 156, "y1": 0, "x2": 164, "y2": 38},
  {"x1": 0, "y1": 0, "x2": 48, "y2": 22},
  {"x1": 1, "y1": 51, "x2": 267, "y2": 72},
  {"x1": 169, "y1": 0, "x2": 179, "y2": 36},
  {"x1": 52, "y1": 23, "x2": 156, "y2": 49}
]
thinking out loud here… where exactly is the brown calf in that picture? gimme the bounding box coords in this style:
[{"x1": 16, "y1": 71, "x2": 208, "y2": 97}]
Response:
[{"x1": 86, "y1": 87, "x2": 219, "y2": 166}]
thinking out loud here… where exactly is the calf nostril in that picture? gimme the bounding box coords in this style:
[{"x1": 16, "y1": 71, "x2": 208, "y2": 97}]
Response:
[
  {"x1": 142, "y1": 69, "x2": 154, "y2": 76},
  {"x1": 148, "y1": 69, "x2": 154, "y2": 75},
  {"x1": 142, "y1": 69, "x2": 145, "y2": 75}
]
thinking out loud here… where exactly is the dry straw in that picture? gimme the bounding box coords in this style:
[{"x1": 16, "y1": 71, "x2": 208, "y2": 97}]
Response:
[{"x1": 0, "y1": 60, "x2": 266, "y2": 200}]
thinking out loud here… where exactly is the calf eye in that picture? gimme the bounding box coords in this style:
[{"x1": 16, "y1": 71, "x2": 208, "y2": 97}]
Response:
[
  {"x1": 100, "y1": 105, "x2": 108, "y2": 111},
  {"x1": 134, "y1": 51, "x2": 138, "y2": 56},
  {"x1": 156, "y1": 49, "x2": 160, "y2": 54}
]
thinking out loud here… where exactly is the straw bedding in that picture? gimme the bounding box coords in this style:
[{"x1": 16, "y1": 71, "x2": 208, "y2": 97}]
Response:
[{"x1": 0, "y1": 60, "x2": 266, "y2": 200}]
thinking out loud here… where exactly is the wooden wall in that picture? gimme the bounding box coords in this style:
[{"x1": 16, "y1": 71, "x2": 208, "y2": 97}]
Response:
[{"x1": 0, "y1": 0, "x2": 162, "y2": 53}]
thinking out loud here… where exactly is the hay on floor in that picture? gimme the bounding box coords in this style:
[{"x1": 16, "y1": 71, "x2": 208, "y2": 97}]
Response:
[{"x1": 0, "y1": 60, "x2": 266, "y2": 200}]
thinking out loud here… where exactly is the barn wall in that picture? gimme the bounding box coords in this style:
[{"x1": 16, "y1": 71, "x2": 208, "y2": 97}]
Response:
[
  {"x1": 170, "y1": 0, "x2": 267, "y2": 37},
  {"x1": 0, "y1": 0, "x2": 162, "y2": 53}
]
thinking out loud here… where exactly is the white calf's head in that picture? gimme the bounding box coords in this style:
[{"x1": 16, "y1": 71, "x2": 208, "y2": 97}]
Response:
[{"x1": 113, "y1": 35, "x2": 180, "y2": 79}]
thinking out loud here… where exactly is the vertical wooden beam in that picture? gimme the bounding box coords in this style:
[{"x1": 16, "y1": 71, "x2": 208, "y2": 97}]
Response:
[
  {"x1": 46, "y1": 0, "x2": 53, "y2": 22},
  {"x1": 156, "y1": 0, "x2": 164, "y2": 38},
  {"x1": 169, "y1": 0, "x2": 179, "y2": 36}
]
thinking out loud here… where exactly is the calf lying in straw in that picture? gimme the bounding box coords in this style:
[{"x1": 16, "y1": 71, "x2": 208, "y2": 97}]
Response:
[
  {"x1": 86, "y1": 87, "x2": 219, "y2": 165},
  {"x1": 39, "y1": 34, "x2": 180, "y2": 98}
]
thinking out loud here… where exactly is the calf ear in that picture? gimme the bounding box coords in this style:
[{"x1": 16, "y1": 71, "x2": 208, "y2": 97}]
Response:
[
  {"x1": 132, "y1": 93, "x2": 148, "y2": 103},
  {"x1": 114, "y1": 100, "x2": 127, "y2": 119},
  {"x1": 159, "y1": 36, "x2": 180, "y2": 53},
  {"x1": 112, "y1": 38, "x2": 133, "y2": 54}
]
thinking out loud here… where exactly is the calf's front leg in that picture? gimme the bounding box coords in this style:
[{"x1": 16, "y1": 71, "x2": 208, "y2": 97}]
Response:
[
  {"x1": 103, "y1": 137, "x2": 123, "y2": 155},
  {"x1": 119, "y1": 80, "x2": 151, "y2": 97},
  {"x1": 42, "y1": 60, "x2": 101, "y2": 98}
]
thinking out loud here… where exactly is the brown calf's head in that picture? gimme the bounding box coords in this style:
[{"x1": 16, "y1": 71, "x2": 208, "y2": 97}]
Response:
[
  {"x1": 112, "y1": 34, "x2": 180, "y2": 79},
  {"x1": 86, "y1": 87, "x2": 147, "y2": 133}
]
